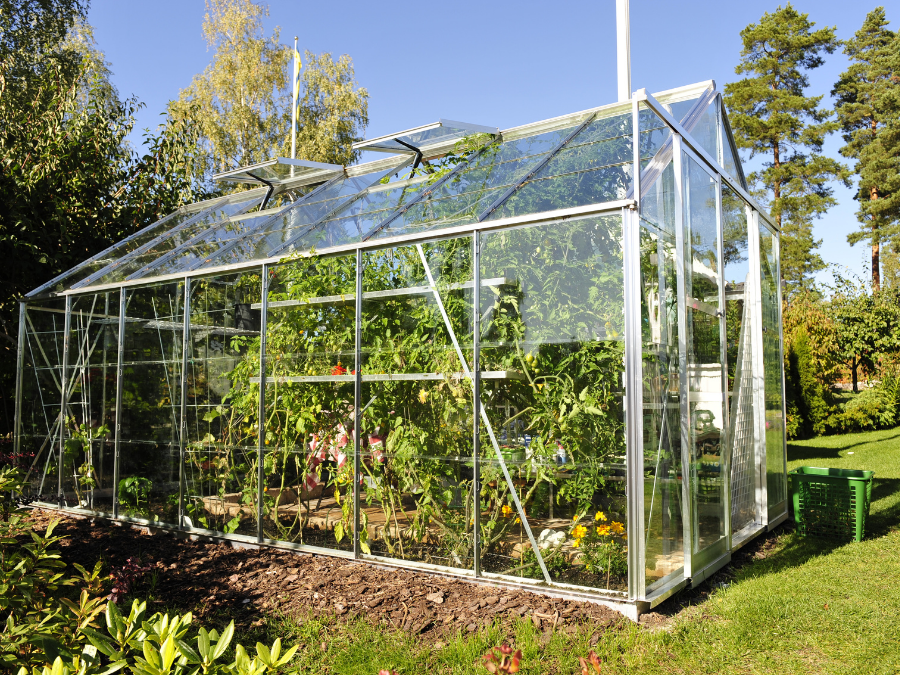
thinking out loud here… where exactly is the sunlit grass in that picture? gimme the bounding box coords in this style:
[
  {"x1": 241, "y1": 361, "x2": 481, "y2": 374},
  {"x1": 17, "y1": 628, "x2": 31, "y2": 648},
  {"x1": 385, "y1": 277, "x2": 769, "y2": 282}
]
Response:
[{"x1": 203, "y1": 428, "x2": 900, "y2": 674}]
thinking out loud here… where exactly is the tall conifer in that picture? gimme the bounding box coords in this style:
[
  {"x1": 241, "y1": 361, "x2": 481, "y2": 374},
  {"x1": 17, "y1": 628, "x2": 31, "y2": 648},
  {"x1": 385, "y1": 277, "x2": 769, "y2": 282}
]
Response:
[
  {"x1": 833, "y1": 7, "x2": 900, "y2": 290},
  {"x1": 724, "y1": 4, "x2": 849, "y2": 295}
]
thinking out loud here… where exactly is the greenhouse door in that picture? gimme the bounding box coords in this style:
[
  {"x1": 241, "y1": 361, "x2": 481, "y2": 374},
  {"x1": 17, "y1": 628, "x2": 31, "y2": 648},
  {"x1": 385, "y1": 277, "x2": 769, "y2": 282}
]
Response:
[{"x1": 680, "y1": 148, "x2": 728, "y2": 572}]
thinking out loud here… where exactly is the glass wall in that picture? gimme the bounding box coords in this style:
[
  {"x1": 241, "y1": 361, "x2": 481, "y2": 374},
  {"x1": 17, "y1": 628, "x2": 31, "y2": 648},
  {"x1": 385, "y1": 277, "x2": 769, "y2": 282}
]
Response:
[
  {"x1": 640, "y1": 162, "x2": 685, "y2": 591},
  {"x1": 760, "y1": 223, "x2": 786, "y2": 514},
  {"x1": 360, "y1": 240, "x2": 474, "y2": 568},
  {"x1": 62, "y1": 292, "x2": 119, "y2": 513},
  {"x1": 681, "y1": 152, "x2": 727, "y2": 561},
  {"x1": 722, "y1": 188, "x2": 758, "y2": 535},
  {"x1": 263, "y1": 255, "x2": 356, "y2": 551},
  {"x1": 18, "y1": 300, "x2": 67, "y2": 501},
  {"x1": 183, "y1": 271, "x2": 261, "y2": 537},
  {"x1": 479, "y1": 215, "x2": 627, "y2": 592},
  {"x1": 119, "y1": 283, "x2": 185, "y2": 523}
]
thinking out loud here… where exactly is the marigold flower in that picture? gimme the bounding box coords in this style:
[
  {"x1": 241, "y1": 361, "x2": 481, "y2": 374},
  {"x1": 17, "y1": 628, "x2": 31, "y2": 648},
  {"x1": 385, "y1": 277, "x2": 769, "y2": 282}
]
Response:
[
  {"x1": 572, "y1": 524, "x2": 587, "y2": 540},
  {"x1": 596, "y1": 525, "x2": 611, "y2": 537},
  {"x1": 418, "y1": 388, "x2": 429, "y2": 404},
  {"x1": 611, "y1": 521, "x2": 625, "y2": 535},
  {"x1": 595, "y1": 511, "x2": 607, "y2": 522},
  {"x1": 501, "y1": 504, "x2": 513, "y2": 518}
]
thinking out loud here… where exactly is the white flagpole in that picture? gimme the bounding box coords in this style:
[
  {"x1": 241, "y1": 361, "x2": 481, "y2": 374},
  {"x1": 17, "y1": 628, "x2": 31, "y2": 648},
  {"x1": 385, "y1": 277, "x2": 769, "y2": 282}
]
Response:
[
  {"x1": 291, "y1": 36, "x2": 298, "y2": 160},
  {"x1": 616, "y1": 0, "x2": 631, "y2": 102}
]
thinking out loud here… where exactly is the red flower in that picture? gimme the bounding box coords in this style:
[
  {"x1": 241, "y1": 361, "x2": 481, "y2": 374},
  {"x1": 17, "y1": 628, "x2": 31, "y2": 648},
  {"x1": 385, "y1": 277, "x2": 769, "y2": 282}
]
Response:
[{"x1": 332, "y1": 364, "x2": 347, "y2": 376}]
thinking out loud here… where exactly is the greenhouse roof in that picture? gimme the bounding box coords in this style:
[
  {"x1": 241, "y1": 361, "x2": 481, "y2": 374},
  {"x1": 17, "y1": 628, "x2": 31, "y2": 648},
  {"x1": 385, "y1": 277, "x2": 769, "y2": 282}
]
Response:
[{"x1": 29, "y1": 80, "x2": 761, "y2": 299}]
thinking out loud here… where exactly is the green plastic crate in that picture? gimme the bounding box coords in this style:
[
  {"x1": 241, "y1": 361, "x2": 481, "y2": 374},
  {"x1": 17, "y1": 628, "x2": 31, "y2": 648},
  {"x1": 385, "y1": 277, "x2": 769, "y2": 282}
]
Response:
[{"x1": 789, "y1": 466, "x2": 875, "y2": 542}]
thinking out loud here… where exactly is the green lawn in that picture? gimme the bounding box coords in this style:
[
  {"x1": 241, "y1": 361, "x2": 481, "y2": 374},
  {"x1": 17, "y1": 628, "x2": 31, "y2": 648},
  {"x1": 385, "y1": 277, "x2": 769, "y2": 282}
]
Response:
[{"x1": 242, "y1": 429, "x2": 900, "y2": 674}]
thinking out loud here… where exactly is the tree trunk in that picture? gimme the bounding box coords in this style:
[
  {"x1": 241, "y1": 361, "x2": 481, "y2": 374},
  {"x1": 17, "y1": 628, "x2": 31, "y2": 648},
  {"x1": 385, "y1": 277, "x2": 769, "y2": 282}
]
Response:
[
  {"x1": 773, "y1": 140, "x2": 782, "y2": 230},
  {"x1": 871, "y1": 185, "x2": 880, "y2": 291},
  {"x1": 852, "y1": 355, "x2": 858, "y2": 394}
]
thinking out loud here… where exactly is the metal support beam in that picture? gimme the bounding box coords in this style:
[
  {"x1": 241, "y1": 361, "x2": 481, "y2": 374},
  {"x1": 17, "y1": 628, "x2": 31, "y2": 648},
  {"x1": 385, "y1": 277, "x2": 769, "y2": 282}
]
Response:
[
  {"x1": 472, "y1": 233, "x2": 482, "y2": 577},
  {"x1": 257, "y1": 265, "x2": 269, "y2": 542},
  {"x1": 58, "y1": 296, "x2": 72, "y2": 507},
  {"x1": 353, "y1": 249, "x2": 362, "y2": 558},
  {"x1": 13, "y1": 302, "x2": 26, "y2": 460},
  {"x1": 114, "y1": 292, "x2": 126, "y2": 519},
  {"x1": 179, "y1": 279, "x2": 191, "y2": 529},
  {"x1": 625, "y1": 91, "x2": 644, "y2": 600},
  {"x1": 672, "y1": 134, "x2": 693, "y2": 578}
]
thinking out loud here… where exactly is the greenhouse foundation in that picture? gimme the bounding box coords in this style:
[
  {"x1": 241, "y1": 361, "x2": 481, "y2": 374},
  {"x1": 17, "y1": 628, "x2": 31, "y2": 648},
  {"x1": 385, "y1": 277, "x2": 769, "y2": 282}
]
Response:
[{"x1": 14, "y1": 80, "x2": 788, "y2": 619}]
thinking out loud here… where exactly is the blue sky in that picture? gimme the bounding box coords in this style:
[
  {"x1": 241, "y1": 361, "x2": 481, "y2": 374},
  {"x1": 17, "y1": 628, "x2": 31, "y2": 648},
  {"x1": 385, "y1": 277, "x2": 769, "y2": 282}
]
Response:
[{"x1": 88, "y1": 0, "x2": 900, "y2": 285}]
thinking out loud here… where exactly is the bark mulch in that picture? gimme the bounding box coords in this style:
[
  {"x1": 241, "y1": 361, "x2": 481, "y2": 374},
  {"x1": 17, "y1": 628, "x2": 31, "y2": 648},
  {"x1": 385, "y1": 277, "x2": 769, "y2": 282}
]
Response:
[{"x1": 25, "y1": 509, "x2": 638, "y2": 642}]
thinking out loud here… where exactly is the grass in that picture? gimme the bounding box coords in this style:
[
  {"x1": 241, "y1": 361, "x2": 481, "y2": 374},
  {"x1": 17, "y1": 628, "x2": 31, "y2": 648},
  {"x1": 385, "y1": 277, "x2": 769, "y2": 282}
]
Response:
[{"x1": 197, "y1": 429, "x2": 900, "y2": 674}]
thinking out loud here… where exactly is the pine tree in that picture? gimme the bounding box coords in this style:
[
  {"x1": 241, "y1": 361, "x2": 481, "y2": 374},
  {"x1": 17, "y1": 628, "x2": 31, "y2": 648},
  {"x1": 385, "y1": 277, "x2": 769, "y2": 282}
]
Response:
[
  {"x1": 723, "y1": 4, "x2": 849, "y2": 295},
  {"x1": 833, "y1": 7, "x2": 900, "y2": 290}
]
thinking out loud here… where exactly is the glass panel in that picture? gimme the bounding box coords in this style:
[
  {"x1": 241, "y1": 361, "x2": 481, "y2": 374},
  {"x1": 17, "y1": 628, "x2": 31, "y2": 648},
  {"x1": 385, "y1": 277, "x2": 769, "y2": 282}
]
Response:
[
  {"x1": 138, "y1": 214, "x2": 275, "y2": 280},
  {"x1": 640, "y1": 177, "x2": 684, "y2": 592},
  {"x1": 682, "y1": 152, "x2": 726, "y2": 556},
  {"x1": 262, "y1": 254, "x2": 356, "y2": 551},
  {"x1": 365, "y1": 123, "x2": 487, "y2": 153},
  {"x1": 479, "y1": 215, "x2": 627, "y2": 592},
  {"x1": 360, "y1": 239, "x2": 474, "y2": 570},
  {"x1": 639, "y1": 106, "x2": 673, "y2": 162},
  {"x1": 722, "y1": 188, "x2": 757, "y2": 534},
  {"x1": 760, "y1": 223, "x2": 786, "y2": 512},
  {"x1": 364, "y1": 126, "x2": 580, "y2": 242},
  {"x1": 19, "y1": 299, "x2": 67, "y2": 502},
  {"x1": 688, "y1": 100, "x2": 719, "y2": 164},
  {"x1": 668, "y1": 96, "x2": 703, "y2": 125},
  {"x1": 83, "y1": 194, "x2": 263, "y2": 288},
  {"x1": 119, "y1": 282, "x2": 185, "y2": 523},
  {"x1": 61, "y1": 292, "x2": 119, "y2": 514},
  {"x1": 183, "y1": 271, "x2": 261, "y2": 538},
  {"x1": 642, "y1": 161, "x2": 677, "y2": 236},
  {"x1": 721, "y1": 128, "x2": 743, "y2": 189},
  {"x1": 487, "y1": 109, "x2": 670, "y2": 221},
  {"x1": 38, "y1": 209, "x2": 193, "y2": 295}
]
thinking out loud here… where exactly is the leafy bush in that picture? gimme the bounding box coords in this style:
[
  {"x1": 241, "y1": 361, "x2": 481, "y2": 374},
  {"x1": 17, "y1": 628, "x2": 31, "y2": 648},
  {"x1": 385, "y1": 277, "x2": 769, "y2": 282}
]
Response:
[
  {"x1": 826, "y1": 383, "x2": 898, "y2": 434},
  {"x1": 0, "y1": 467, "x2": 297, "y2": 674}
]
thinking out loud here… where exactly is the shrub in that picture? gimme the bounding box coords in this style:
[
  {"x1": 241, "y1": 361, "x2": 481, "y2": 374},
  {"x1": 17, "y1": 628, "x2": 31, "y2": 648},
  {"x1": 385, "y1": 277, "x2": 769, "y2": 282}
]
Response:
[{"x1": 0, "y1": 467, "x2": 297, "y2": 674}]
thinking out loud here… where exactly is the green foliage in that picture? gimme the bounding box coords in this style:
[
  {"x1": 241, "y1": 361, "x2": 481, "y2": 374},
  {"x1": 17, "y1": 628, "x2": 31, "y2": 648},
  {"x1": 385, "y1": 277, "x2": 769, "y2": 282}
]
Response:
[
  {"x1": 723, "y1": 4, "x2": 850, "y2": 295},
  {"x1": 1, "y1": 467, "x2": 298, "y2": 674},
  {"x1": 833, "y1": 7, "x2": 900, "y2": 289},
  {"x1": 829, "y1": 275, "x2": 900, "y2": 391},
  {"x1": 170, "y1": 0, "x2": 368, "y2": 182},
  {"x1": 117, "y1": 478, "x2": 152, "y2": 516},
  {"x1": 785, "y1": 325, "x2": 830, "y2": 438}
]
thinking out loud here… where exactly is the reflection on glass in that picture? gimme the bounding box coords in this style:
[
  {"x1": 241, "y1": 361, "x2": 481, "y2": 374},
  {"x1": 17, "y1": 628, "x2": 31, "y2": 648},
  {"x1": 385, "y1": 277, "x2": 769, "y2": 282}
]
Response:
[
  {"x1": 19, "y1": 300, "x2": 67, "y2": 500},
  {"x1": 262, "y1": 255, "x2": 356, "y2": 550},
  {"x1": 760, "y1": 224, "x2": 786, "y2": 511},
  {"x1": 479, "y1": 216, "x2": 627, "y2": 592},
  {"x1": 182, "y1": 272, "x2": 261, "y2": 538},
  {"x1": 682, "y1": 152, "x2": 726, "y2": 555},
  {"x1": 641, "y1": 173, "x2": 684, "y2": 591},
  {"x1": 722, "y1": 188, "x2": 757, "y2": 535},
  {"x1": 119, "y1": 283, "x2": 185, "y2": 523},
  {"x1": 61, "y1": 292, "x2": 119, "y2": 514},
  {"x1": 360, "y1": 240, "x2": 474, "y2": 569}
]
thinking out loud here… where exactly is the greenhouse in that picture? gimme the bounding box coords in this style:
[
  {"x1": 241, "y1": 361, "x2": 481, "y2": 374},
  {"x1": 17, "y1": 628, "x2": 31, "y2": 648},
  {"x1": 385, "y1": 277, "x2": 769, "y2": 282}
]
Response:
[{"x1": 13, "y1": 80, "x2": 787, "y2": 618}]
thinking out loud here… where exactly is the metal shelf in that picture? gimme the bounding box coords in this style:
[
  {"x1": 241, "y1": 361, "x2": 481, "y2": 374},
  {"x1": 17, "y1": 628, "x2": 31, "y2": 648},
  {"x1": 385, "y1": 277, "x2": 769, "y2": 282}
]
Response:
[
  {"x1": 253, "y1": 277, "x2": 512, "y2": 311},
  {"x1": 249, "y1": 370, "x2": 525, "y2": 384}
]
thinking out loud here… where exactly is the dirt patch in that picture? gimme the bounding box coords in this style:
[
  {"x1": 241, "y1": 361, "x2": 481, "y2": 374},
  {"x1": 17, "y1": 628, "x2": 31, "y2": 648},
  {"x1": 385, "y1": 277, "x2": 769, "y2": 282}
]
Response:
[{"x1": 25, "y1": 509, "x2": 628, "y2": 641}]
